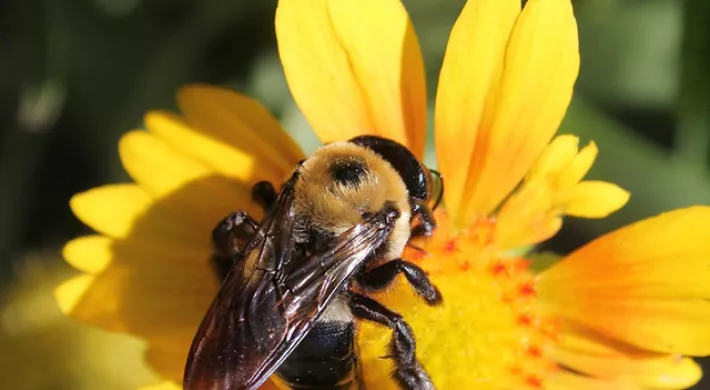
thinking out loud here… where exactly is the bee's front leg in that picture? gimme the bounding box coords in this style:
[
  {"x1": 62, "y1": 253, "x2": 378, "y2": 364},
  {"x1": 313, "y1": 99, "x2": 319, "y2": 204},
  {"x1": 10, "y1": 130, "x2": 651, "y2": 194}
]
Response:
[
  {"x1": 356, "y1": 260, "x2": 442, "y2": 306},
  {"x1": 409, "y1": 199, "x2": 436, "y2": 239}
]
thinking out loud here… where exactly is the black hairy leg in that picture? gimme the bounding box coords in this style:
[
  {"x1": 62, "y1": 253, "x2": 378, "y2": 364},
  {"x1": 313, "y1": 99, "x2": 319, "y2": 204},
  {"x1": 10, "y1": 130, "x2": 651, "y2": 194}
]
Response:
[
  {"x1": 212, "y1": 210, "x2": 258, "y2": 257},
  {"x1": 357, "y1": 259, "x2": 442, "y2": 306},
  {"x1": 348, "y1": 292, "x2": 435, "y2": 390},
  {"x1": 409, "y1": 199, "x2": 436, "y2": 239},
  {"x1": 214, "y1": 180, "x2": 278, "y2": 258},
  {"x1": 210, "y1": 181, "x2": 278, "y2": 282},
  {"x1": 210, "y1": 210, "x2": 258, "y2": 281},
  {"x1": 252, "y1": 181, "x2": 277, "y2": 212},
  {"x1": 211, "y1": 180, "x2": 277, "y2": 282}
]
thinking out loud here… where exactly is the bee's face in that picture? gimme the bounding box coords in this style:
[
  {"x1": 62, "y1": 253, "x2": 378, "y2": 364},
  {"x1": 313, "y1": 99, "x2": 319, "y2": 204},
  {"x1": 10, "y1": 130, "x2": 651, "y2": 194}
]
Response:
[{"x1": 294, "y1": 142, "x2": 412, "y2": 258}]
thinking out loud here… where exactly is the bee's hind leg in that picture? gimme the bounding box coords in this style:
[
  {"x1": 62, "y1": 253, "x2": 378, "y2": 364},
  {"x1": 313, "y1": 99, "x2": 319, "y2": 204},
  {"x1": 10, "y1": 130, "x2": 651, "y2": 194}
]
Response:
[
  {"x1": 347, "y1": 292, "x2": 435, "y2": 390},
  {"x1": 211, "y1": 211, "x2": 258, "y2": 282}
]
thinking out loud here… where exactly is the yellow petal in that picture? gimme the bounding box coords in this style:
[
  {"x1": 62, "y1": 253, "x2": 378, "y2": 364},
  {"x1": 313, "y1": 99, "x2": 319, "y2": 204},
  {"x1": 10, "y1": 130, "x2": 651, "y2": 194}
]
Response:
[
  {"x1": 57, "y1": 239, "x2": 215, "y2": 352},
  {"x1": 69, "y1": 184, "x2": 209, "y2": 248},
  {"x1": 510, "y1": 215, "x2": 562, "y2": 250},
  {"x1": 176, "y1": 85, "x2": 304, "y2": 174},
  {"x1": 494, "y1": 135, "x2": 624, "y2": 249},
  {"x1": 145, "y1": 348, "x2": 184, "y2": 384},
  {"x1": 63, "y1": 235, "x2": 113, "y2": 274},
  {"x1": 495, "y1": 179, "x2": 564, "y2": 249},
  {"x1": 119, "y1": 130, "x2": 260, "y2": 227},
  {"x1": 54, "y1": 274, "x2": 95, "y2": 315},
  {"x1": 121, "y1": 130, "x2": 222, "y2": 198},
  {"x1": 546, "y1": 371, "x2": 642, "y2": 390},
  {"x1": 146, "y1": 111, "x2": 281, "y2": 185},
  {"x1": 560, "y1": 181, "x2": 630, "y2": 218},
  {"x1": 276, "y1": 0, "x2": 427, "y2": 156},
  {"x1": 550, "y1": 297, "x2": 710, "y2": 357},
  {"x1": 539, "y1": 206, "x2": 710, "y2": 355},
  {"x1": 555, "y1": 325, "x2": 702, "y2": 389},
  {"x1": 527, "y1": 134, "x2": 580, "y2": 182},
  {"x1": 559, "y1": 140, "x2": 598, "y2": 187},
  {"x1": 445, "y1": 0, "x2": 579, "y2": 227},
  {"x1": 434, "y1": 0, "x2": 520, "y2": 223},
  {"x1": 120, "y1": 130, "x2": 207, "y2": 197},
  {"x1": 70, "y1": 184, "x2": 150, "y2": 238},
  {"x1": 525, "y1": 136, "x2": 598, "y2": 190}
]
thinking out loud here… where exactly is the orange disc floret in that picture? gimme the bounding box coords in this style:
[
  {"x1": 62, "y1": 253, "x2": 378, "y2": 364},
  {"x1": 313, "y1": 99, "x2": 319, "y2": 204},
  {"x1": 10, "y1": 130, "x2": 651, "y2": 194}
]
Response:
[{"x1": 357, "y1": 212, "x2": 558, "y2": 389}]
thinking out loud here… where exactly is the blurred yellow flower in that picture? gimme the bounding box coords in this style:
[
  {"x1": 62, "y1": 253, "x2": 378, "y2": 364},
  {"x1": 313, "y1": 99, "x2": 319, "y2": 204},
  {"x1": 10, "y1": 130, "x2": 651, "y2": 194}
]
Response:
[
  {"x1": 55, "y1": 0, "x2": 710, "y2": 389},
  {"x1": 0, "y1": 255, "x2": 158, "y2": 390}
]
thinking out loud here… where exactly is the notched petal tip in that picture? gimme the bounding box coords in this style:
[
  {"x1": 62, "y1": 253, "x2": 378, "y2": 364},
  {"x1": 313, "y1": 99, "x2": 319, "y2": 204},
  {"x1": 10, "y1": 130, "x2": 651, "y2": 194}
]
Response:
[
  {"x1": 528, "y1": 134, "x2": 580, "y2": 179},
  {"x1": 494, "y1": 135, "x2": 619, "y2": 249},
  {"x1": 562, "y1": 140, "x2": 598, "y2": 186}
]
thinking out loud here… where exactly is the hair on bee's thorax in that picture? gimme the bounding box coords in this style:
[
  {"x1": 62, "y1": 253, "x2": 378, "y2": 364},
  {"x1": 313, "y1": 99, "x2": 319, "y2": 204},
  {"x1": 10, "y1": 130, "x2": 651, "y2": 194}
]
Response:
[{"x1": 292, "y1": 142, "x2": 412, "y2": 259}]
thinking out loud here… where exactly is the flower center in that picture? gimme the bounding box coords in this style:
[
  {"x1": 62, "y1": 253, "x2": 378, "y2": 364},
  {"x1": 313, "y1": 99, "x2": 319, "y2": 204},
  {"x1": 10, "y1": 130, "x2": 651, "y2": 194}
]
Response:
[{"x1": 357, "y1": 211, "x2": 559, "y2": 389}]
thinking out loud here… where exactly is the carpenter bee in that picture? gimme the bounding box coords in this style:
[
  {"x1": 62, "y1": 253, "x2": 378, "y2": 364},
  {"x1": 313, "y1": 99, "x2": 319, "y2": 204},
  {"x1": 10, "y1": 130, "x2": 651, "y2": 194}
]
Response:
[{"x1": 184, "y1": 135, "x2": 444, "y2": 390}]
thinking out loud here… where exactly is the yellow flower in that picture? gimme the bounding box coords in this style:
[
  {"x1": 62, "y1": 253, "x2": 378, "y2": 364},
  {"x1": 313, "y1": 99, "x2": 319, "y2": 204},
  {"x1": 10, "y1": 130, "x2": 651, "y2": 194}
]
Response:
[
  {"x1": 0, "y1": 257, "x2": 159, "y2": 390},
  {"x1": 55, "y1": 0, "x2": 710, "y2": 389}
]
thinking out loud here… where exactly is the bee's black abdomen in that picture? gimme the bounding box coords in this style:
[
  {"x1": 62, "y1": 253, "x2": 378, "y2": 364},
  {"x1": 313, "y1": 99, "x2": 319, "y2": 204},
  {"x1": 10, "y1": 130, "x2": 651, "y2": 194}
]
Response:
[{"x1": 276, "y1": 321, "x2": 360, "y2": 390}]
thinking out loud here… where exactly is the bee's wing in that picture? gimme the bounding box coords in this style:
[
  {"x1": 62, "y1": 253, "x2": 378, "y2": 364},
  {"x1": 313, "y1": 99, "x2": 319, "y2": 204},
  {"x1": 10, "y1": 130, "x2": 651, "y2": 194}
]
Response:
[{"x1": 183, "y1": 173, "x2": 397, "y2": 390}]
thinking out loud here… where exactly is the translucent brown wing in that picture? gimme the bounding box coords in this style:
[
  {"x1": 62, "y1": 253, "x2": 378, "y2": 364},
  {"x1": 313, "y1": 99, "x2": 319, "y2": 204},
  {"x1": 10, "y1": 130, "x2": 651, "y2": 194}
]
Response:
[{"x1": 183, "y1": 172, "x2": 399, "y2": 390}]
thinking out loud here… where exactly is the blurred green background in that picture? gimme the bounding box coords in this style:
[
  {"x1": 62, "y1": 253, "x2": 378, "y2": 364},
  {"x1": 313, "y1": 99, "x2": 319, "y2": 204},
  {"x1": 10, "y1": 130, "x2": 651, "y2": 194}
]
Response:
[{"x1": 1, "y1": 0, "x2": 709, "y2": 388}]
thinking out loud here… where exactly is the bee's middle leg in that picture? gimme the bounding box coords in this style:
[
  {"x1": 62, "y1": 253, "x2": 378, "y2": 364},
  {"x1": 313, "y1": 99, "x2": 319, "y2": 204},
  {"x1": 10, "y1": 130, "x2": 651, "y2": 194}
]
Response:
[
  {"x1": 347, "y1": 292, "x2": 434, "y2": 390},
  {"x1": 252, "y1": 181, "x2": 277, "y2": 212},
  {"x1": 211, "y1": 211, "x2": 258, "y2": 281},
  {"x1": 356, "y1": 260, "x2": 442, "y2": 305},
  {"x1": 210, "y1": 181, "x2": 275, "y2": 282}
]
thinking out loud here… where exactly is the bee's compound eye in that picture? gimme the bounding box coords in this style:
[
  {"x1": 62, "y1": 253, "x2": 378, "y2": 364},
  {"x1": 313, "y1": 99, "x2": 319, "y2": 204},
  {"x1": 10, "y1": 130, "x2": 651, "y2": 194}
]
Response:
[{"x1": 331, "y1": 159, "x2": 368, "y2": 186}]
